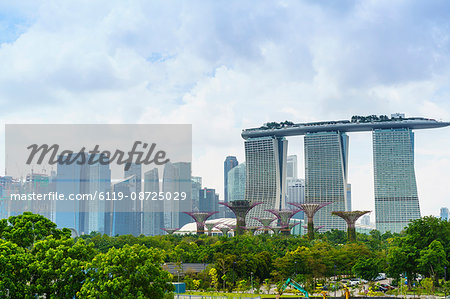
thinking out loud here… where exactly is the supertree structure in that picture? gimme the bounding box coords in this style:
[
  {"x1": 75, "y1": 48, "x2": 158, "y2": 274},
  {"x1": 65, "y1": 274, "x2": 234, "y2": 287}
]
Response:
[
  {"x1": 183, "y1": 211, "x2": 219, "y2": 235},
  {"x1": 218, "y1": 226, "x2": 231, "y2": 236},
  {"x1": 331, "y1": 210, "x2": 371, "y2": 242},
  {"x1": 205, "y1": 222, "x2": 220, "y2": 236},
  {"x1": 302, "y1": 225, "x2": 325, "y2": 232},
  {"x1": 266, "y1": 208, "x2": 301, "y2": 235},
  {"x1": 289, "y1": 202, "x2": 332, "y2": 239},
  {"x1": 219, "y1": 200, "x2": 262, "y2": 235},
  {"x1": 161, "y1": 228, "x2": 179, "y2": 235},
  {"x1": 252, "y1": 217, "x2": 277, "y2": 234},
  {"x1": 271, "y1": 226, "x2": 285, "y2": 234},
  {"x1": 289, "y1": 222, "x2": 302, "y2": 230}
]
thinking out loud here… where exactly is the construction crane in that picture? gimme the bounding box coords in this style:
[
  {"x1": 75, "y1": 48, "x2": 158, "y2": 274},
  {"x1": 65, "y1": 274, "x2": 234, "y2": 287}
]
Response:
[{"x1": 280, "y1": 278, "x2": 309, "y2": 298}]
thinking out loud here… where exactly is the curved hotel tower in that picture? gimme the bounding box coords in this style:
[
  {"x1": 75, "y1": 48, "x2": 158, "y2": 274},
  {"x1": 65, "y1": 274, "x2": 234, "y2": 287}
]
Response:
[
  {"x1": 373, "y1": 128, "x2": 420, "y2": 233},
  {"x1": 242, "y1": 115, "x2": 450, "y2": 233},
  {"x1": 244, "y1": 137, "x2": 287, "y2": 226}
]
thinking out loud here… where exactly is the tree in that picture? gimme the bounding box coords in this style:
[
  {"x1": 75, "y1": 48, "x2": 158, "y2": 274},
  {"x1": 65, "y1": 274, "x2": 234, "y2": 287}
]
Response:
[
  {"x1": 29, "y1": 236, "x2": 97, "y2": 297},
  {"x1": 387, "y1": 242, "x2": 417, "y2": 290},
  {"x1": 78, "y1": 244, "x2": 174, "y2": 298},
  {"x1": 209, "y1": 268, "x2": 219, "y2": 290},
  {"x1": 0, "y1": 212, "x2": 70, "y2": 248},
  {"x1": 417, "y1": 240, "x2": 448, "y2": 285},
  {"x1": 0, "y1": 239, "x2": 33, "y2": 297},
  {"x1": 352, "y1": 257, "x2": 381, "y2": 281}
]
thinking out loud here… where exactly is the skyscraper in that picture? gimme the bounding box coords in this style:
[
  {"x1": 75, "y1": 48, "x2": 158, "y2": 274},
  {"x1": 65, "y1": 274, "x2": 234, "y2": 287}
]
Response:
[
  {"x1": 124, "y1": 162, "x2": 142, "y2": 235},
  {"x1": 286, "y1": 155, "x2": 298, "y2": 180},
  {"x1": 112, "y1": 175, "x2": 138, "y2": 236},
  {"x1": 55, "y1": 153, "x2": 89, "y2": 233},
  {"x1": 346, "y1": 183, "x2": 352, "y2": 212},
  {"x1": 227, "y1": 163, "x2": 246, "y2": 203},
  {"x1": 287, "y1": 178, "x2": 305, "y2": 220},
  {"x1": 162, "y1": 162, "x2": 192, "y2": 229},
  {"x1": 224, "y1": 156, "x2": 238, "y2": 217},
  {"x1": 245, "y1": 137, "x2": 287, "y2": 226},
  {"x1": 143, "y1": 168, "x2": 163, "y2": 236},
  {"x1": 440, "y1": 207, "x2": 449, "y2": 221},
  {"x1": 304, "y1": 132, "x2": 348, "y2": 232},
  {"x1": 199, "y1": 188, "x2": 219, "y2": 218},
  {"x1": 192, "y1": 176, "x2": 202, "y2": 212},
  {"x1": 85, "y1": 154, "x2": 110, "y2": 234},
  {"x1": 373, "y1": 128, "x2": 421, "y2": 233}
]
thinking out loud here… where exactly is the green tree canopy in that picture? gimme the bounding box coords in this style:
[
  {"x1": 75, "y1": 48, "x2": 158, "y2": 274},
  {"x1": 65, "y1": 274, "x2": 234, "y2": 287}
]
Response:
[
  {"x1": 0, "y1": 239, "x2": 33, "y2": 297},
  {"x1": 0, "y1": 212, "x2": 70, "y2": 248},
  {"x1": 30, "y1": 237, "x2": 97, "y2": 297},
  {"x1": 78, "y1": 244, "x2": 174, "y2": 298}
]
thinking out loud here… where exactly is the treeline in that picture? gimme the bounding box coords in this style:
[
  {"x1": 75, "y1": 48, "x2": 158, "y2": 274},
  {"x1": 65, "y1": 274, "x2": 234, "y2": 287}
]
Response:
[
  {"x1": 0, "y1": 212, "x2": 174, "y2": 298},
  {"x1": 0, "y1": 213, "x2": 449, "y2": 297}
]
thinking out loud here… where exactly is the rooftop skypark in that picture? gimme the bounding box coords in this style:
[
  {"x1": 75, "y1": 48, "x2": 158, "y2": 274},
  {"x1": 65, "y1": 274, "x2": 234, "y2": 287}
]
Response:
[{"x1": 242, "y1": 114, "x2": 450, "y2": 139}]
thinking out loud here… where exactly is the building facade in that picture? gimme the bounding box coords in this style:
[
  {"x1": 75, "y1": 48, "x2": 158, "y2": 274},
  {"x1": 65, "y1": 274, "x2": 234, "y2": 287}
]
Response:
[
  {"x1": 245, "y1": 137, "x2": 287, "y2": 226},
  {"x1": 440, "y1": 207, "x2": 449, "y2": 221},
  {"x1": 224, "y1": 156, "x2": 238, "y2": 217},
  {"x1": 304, "y1": 131, "x2": 348, "y2": 232},
  {"x1": 199, "y1": 188, "x2": 219, "y2": 218},
  {"x1": 373, "y1": 128, "x2": 421, "y2": 233},
  {"x1": 227, "y1": 163, "x2": 246, "y2": 203},
  {"x1": 287, "y1": 178, "x2": 305, "y2": 220},
  {"x1": 162, "y1": 162, "x2": 192, "y2": 229},
  {"x1": 143, "y1": 168, "x2": 164, "y2": 236}
]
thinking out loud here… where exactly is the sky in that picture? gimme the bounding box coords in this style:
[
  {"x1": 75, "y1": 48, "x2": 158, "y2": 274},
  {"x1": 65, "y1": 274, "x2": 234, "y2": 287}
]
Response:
[{"x1": 1, "y1": 1, "x2": 450, "y2": 221}]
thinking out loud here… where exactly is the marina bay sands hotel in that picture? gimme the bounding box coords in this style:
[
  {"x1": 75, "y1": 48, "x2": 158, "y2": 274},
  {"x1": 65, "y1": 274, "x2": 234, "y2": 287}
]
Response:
[{"x1": 241, "y1": 114, "x2": 450, "y2": 233}]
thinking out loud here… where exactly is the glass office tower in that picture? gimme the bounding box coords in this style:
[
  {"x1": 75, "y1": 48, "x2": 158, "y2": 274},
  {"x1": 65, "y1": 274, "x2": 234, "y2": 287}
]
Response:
[{"x1": 373, "y1": 128, "x2": 421, "y2": 233}]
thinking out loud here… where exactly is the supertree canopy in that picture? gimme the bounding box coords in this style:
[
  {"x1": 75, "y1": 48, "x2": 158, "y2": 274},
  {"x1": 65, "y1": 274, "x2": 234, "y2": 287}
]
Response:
[
  {"x1": 161, "y1": 228, "x2": 179, "y2": 235},
  {"x1": 219, "y1": 200, "x2": 262, "y2": 235},
  {"x1": 218, "y1": 226, "x2": 231, "y2": 236},
  {"x1": 270, "y1": 226, "x2": 285, "y2": 234},
  {"x1": 266, "y1": 208, "x2": 301, "y2": 235},
  {"x1": 331, "y1": 210, "x2": 371, "y2": 242},
  {"x1": 183, "y1": 211, "x2": 219, "y2": 235},
  {"x1": 252, "y1": 217, "x2": 277, "y2": 234},
  {"x1": 289, "y1": 202, "x2": 332, "y2": 239},
  {"x1": 205, "y1": 222, "x2": 220, "y2": 236}
]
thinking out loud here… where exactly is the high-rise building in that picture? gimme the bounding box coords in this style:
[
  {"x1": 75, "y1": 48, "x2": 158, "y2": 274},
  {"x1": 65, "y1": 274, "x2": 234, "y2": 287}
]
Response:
[
  {"x1": 287, "y1": 178, "x2": 305, "y2": 220},
  {"x1": 25, "y1": 172, "x2": 54, "y2": 222},
  {"x1": 304, "y1": 132, "x2": 348, "y2": 232},
  {"x1": 112, "y1": 175, "x2": 139, "y2": 236},
  {"x1": 227, "y1": 163, "x2": 246, "y2": 203},
  {"x1": 286, "y1": 155, "x2": 298, "y2": 180},
  {"x1": 224, "y1": 156, "x2": 238, "y2": 217},
  {"x1": 199, "y1": 188, "x2": 219, "y2": 218},
  {"x1": 373, "y1": 128, "x2": 421, "y2": 233},
  {"x1": 347, "y1": 183, "x2": 352, "y2": 211},
  {"x1": 360, "y1": 214, "x2": 371, "y2": 226},
  {"x1": 162, "y1": 162, "x2": 192, "y2": 229},
  {"x1": 84, "y1": 155, "x2": 110, "y2": 234},
  {"x1": 245, "y1": 137, "x2": 287, "y2": 226},
  {"x1": 55, "y1": 153, "x2": 89, "y2": 233},
  {"x1": 440, "y1": 207, "x2": 449, "y2": 221},
  {"x1": 124, "y1": 162, "x2": 142, "y2": 235},
  {"x1": 142, "y1": 168, "x2": 163, "y2": 236},
  {"x1": 55, "y1": 153, "x2": 111, "y2": 235},
  {"x1": 192, "y1": 176, "x2": 202, "y2": 212}
]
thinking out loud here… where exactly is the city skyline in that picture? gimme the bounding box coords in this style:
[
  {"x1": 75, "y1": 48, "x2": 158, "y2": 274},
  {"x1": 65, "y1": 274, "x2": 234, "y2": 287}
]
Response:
[{"x1": 1, "y1": 2, "x2": 450, "y2": 220}]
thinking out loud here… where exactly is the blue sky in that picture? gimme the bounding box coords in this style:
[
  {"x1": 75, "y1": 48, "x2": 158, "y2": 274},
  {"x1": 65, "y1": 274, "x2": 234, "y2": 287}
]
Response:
[{"x1": 1, "y1": 0, "x2": 450, "y2": 220}]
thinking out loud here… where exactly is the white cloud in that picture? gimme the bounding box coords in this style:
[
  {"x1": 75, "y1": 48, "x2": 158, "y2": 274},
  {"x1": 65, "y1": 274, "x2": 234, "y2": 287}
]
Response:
[{"x1": 0, "y1": 0, "x2": 450, "y2": 216}]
